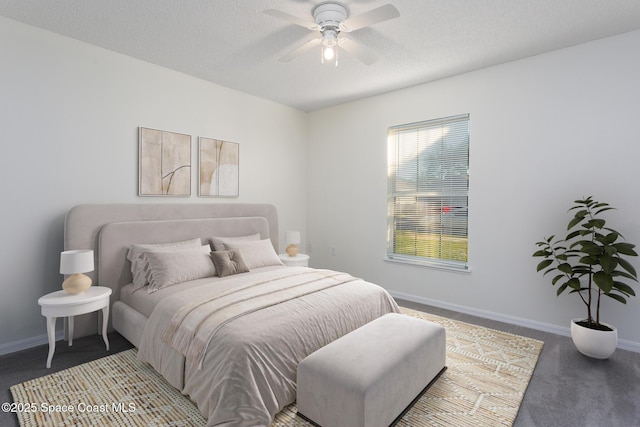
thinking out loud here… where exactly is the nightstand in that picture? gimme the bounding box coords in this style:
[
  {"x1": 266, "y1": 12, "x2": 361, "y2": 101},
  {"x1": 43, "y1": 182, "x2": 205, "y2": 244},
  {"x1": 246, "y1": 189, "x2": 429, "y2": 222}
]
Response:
[
  {"x1": 38, "y1": 286, "x2": 112, "y2": 368},
  {"x1": 279, "y1": 253, "x2": 310, "y2": 267}
]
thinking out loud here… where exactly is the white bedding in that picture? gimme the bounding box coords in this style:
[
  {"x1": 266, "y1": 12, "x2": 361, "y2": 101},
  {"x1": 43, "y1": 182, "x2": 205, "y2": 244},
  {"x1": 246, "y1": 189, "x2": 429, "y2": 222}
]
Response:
[{"x1": 137, "y1": 267, "x2": 399, "y2": 427}]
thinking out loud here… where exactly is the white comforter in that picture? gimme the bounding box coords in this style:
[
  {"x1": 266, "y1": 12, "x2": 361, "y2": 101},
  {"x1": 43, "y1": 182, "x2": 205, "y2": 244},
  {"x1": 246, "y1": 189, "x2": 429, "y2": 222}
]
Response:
[{"x1": 137, "y1": 267, "x2": 399, "y2": 427}]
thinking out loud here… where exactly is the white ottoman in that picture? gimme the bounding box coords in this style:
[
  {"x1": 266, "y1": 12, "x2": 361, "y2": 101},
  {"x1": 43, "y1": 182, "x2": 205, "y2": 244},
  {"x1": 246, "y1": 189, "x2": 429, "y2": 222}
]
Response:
[{"x1": 296, "y1": 313, "x2": 446, "y2": 427}]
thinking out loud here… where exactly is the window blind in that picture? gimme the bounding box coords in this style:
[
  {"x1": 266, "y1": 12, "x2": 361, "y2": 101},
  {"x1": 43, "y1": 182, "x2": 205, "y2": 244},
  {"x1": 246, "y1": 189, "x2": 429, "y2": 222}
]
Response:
[{"x1": 387, "y1": 114, "x2": 470, "y2": 269}]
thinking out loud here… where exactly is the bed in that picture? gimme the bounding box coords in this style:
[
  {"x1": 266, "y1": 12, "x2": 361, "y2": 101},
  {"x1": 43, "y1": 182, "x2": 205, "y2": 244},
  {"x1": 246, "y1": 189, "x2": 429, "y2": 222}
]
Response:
[{"x1": 64, "y1": 203, "x2": 400, "y2": 427}]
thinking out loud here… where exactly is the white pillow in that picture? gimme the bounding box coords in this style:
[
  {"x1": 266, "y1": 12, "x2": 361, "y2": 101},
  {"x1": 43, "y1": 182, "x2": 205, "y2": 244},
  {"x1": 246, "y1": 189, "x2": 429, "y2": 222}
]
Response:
[
  {"x1": 210, "y1": 233, "x2": 261, "y2": 251},
  {"x1": 223, "y1": 239, "x2": 284, "y2": 269},
  {"x1": 127, "y1": 238, "x2": 202, "y2": 290},
  {"x1": 144, "y1": 245, "x2": 216, "y2": 294}
]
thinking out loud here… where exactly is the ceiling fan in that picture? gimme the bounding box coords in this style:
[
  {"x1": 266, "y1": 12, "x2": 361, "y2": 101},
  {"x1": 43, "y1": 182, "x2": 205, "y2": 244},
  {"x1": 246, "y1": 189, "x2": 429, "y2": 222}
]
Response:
[{"x1": 264, "y1": 2, "x2": 400, "y2": 66}]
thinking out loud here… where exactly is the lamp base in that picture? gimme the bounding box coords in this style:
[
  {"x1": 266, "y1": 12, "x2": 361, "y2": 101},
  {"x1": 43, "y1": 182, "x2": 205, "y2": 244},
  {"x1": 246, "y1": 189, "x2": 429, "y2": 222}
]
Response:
[
  {"x1": 62, "y1": 273, "x2": 92, "y2": 294},
  {"x1": 286, "y1": 244, "x2": 299, "y2": 257}
]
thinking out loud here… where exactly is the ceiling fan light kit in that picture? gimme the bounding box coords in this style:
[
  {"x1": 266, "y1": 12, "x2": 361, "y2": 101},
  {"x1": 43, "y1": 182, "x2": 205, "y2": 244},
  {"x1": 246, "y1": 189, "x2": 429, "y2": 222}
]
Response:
[
  {"x1": 310, "y1": 1, "x2": 347, "y2": 67},
  {"x1": 320, "y1": 27, "x2": 339, "y2": 65},
  {"x1": 264, "y1": 2, "x2": 400, "y2": 67}
]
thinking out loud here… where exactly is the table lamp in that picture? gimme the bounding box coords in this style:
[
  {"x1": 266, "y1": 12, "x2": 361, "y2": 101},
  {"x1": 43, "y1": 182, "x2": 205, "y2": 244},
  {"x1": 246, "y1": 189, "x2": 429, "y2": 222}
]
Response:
[
  {"x1": 60, "y1": 249, "x2": 94, "y2": 294},
  {"x1": 285, "y1": 231, "x2": 301, "y2": 257}
]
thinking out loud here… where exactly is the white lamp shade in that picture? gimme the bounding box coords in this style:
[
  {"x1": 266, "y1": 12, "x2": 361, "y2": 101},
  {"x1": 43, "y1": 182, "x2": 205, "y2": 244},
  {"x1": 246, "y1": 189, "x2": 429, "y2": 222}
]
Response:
[
  {"x1": 285, "y1": 231, "x2": 301, "y2": 245},
  {"x1": 60, "y1": 250, "x2": 94, "y2": 275}
]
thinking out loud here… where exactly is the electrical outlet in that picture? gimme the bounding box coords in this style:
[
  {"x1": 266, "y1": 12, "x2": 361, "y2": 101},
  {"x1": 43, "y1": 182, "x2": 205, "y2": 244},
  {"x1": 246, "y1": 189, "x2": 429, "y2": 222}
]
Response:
[
  {"x1": 307, "y1": 243, "x2": 313, "y2": 254},
  {"x1": 330, "y1": 247, "x2": 336, "y2": 256}
]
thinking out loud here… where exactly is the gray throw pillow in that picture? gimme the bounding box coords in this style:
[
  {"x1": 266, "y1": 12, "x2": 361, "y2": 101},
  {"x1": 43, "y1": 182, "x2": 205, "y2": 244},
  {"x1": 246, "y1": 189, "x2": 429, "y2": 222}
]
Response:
[{"x1": 210, "y1": 250, "x2": 250, "y2": 277}]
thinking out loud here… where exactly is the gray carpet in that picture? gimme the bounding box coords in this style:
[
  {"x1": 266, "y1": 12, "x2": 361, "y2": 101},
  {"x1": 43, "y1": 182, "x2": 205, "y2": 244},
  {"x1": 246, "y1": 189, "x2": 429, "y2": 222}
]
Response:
[{"x1": 2, "y1": 301, "x2": 639, "y2": 427}]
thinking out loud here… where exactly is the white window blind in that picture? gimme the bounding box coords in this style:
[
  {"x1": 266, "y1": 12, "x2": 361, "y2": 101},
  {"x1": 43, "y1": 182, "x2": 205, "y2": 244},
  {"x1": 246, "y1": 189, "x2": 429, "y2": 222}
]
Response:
[{"x1": 387, "y1": 114, "x2": 469, "y2": 270}]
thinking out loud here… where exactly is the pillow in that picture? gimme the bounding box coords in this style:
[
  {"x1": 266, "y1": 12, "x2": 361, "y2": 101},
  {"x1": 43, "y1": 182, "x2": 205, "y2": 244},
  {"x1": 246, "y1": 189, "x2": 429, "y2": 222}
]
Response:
[
  {"x1": 127, "y1": 238, "x2": 202, "y2": 290},
  {"x1": 144, "y1": 245, "x2": 216, "y2": 293},
  {"x1": 210, "y1": 233, "x2": 261, "y2": 251},
  {"x1": 210, "y1": 250, "x2": 250, "y2": 277},
  {"x1": 223, "y1": 239, "x2": 284, "y2": 269}
]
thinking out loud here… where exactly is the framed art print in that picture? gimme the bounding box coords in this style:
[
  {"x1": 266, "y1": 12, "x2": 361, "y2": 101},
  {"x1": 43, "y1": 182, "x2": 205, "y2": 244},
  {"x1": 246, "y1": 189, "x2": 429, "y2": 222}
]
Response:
[
  {"x1": 199, "y1": 137, "x2": 239, "y2": 197},
  {"x1": 139, "y1": 127, "x2": 191, "y2": 196}
]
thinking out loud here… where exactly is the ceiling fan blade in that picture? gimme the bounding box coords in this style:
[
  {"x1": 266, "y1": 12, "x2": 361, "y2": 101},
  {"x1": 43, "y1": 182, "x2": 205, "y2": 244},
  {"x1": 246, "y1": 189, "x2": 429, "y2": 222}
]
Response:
[
  {"x1": 338, "y1": 38, "x2": 379, "y2": 65},
  {"x1": 264, "y1": 9, "x2": 319, "y2": 30},
  {"x1": 279, "y1": 38, "x2": 322, "y2": 62},
  {"x1": 340, "y1": 4, "x2": 400, "y2": 32}
]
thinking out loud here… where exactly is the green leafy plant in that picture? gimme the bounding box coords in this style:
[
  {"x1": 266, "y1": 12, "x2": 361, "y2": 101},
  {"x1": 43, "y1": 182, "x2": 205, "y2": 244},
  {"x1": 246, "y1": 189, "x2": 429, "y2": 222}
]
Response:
[{"x1": 533, "y1": 197, "x2": 638, "y2": 330}]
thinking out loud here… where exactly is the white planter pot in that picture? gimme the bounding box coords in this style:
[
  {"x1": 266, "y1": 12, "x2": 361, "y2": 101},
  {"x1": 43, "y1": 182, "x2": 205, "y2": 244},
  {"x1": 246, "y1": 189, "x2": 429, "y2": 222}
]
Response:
[{"x1": 570, "y1": 319, "x2": 618, "y2": 359}]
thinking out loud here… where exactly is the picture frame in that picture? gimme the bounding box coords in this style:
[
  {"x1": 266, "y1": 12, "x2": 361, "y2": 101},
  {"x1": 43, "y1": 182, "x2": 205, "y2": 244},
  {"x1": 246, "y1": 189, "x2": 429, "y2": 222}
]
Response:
[
  {"x1": 198, "y1": 137, "x2": 239, "y2": 197},
  {"x1": 138, "y1": 127, "x2": 191, "y2": 197}
]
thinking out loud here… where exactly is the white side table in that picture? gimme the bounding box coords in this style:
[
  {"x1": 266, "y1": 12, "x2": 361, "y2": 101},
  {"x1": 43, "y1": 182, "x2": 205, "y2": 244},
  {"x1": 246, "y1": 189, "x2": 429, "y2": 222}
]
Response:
[
  {"x1": 38, "y1": 286, "x2": 112, "y2": 368},
  {"x1": 279, "y1": 253, "x2": 310, "y2": 267}
]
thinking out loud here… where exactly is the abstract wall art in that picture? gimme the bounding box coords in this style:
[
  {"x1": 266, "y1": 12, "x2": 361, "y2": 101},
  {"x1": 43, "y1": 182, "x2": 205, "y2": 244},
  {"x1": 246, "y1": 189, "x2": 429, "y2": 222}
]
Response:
[
  {"x1": 199, "y1": 137, "x2": 239, "y2": 197},
  {"x1": 139, "y1": 127, "x2": 191, "y2": 196}
]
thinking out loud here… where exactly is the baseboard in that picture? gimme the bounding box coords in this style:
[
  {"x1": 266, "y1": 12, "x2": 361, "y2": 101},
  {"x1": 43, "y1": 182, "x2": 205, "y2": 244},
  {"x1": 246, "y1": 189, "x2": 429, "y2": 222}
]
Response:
[
  {"x1": 390, "y1": 290, "x2": 640, "y2": 354},
  {"x1": 0, "y1": 330, "x2": 64, "y2": 356}
]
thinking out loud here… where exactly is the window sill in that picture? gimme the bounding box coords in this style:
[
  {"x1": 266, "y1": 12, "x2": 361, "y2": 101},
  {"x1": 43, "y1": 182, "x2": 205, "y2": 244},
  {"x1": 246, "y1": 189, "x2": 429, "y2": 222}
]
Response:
[{"x1": 384, "y1": 257, "x2": 471, "y2": 274}]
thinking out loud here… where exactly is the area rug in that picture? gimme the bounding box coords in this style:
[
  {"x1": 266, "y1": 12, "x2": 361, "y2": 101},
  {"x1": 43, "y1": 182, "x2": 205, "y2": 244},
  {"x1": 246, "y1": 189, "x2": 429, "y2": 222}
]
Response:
[{"x1": 11, "y1": 307, "x2": 543, "y2": 426}]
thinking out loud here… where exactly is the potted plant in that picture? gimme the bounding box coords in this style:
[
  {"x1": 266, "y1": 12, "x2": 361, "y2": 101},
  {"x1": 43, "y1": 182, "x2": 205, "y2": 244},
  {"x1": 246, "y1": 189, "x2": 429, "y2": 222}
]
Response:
[{"x1": 533, "y1": 197, "x2": 638, "y2": 359}]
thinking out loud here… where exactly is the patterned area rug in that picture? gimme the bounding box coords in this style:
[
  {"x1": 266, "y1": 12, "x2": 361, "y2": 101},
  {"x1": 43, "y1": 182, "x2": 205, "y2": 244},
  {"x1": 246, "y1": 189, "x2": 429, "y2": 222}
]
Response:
[{"x1": 11, "y1": 307, "x2": 543, "y2": 426}]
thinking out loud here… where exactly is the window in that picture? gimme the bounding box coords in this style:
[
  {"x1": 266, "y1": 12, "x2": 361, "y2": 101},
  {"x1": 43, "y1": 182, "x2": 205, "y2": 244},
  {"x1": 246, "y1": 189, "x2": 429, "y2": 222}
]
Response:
[{"x1": 387, "y1": 114, "x2": 469, "y2": 270}]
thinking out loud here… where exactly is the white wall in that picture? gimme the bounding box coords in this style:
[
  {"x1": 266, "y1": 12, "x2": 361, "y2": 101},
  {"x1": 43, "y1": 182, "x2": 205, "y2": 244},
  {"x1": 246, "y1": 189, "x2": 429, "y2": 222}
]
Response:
[
  {"x1": 0, "y1": 17, "x2": 308, "y2": 352},
  {"x1": 3, "y1": 15, "x2": 640, "y2": 355},
  {"x1": 307, "y1": 30, "x2": 640, "y2": 349}
]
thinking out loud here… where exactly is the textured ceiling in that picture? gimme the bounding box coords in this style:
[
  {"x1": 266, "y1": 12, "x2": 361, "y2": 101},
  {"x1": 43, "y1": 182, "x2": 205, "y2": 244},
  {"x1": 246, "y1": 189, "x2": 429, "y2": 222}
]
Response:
[{"x1": 2, "y1": 0, "x2": 640, "y2": 112}]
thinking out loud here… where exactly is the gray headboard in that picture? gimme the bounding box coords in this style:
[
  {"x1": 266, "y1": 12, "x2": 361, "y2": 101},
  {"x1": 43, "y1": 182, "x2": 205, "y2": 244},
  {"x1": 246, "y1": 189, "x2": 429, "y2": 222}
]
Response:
[{"x1": 63, "y1": 203, "x2": 278, "y2": 338}]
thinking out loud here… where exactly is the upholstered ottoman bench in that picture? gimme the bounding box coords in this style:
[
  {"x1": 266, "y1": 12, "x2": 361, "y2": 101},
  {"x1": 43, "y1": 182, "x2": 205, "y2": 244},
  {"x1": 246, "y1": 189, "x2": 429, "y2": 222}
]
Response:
[{"x1": 296, "y1": 312, "x2": 446, "y2": 427}]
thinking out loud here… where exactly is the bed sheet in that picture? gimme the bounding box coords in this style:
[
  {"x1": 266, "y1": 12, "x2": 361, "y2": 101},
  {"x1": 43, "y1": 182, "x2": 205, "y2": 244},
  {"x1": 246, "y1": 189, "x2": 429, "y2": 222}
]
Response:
[{"x1": 119, "y1": 266, "x2": 287, "y2": 318}]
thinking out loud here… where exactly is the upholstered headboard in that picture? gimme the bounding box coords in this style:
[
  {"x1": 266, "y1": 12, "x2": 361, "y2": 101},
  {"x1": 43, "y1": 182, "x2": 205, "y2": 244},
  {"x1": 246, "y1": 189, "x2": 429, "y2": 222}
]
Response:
[{"x1": 63, "y1": 203, "x2": 278, "y2": 338}]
